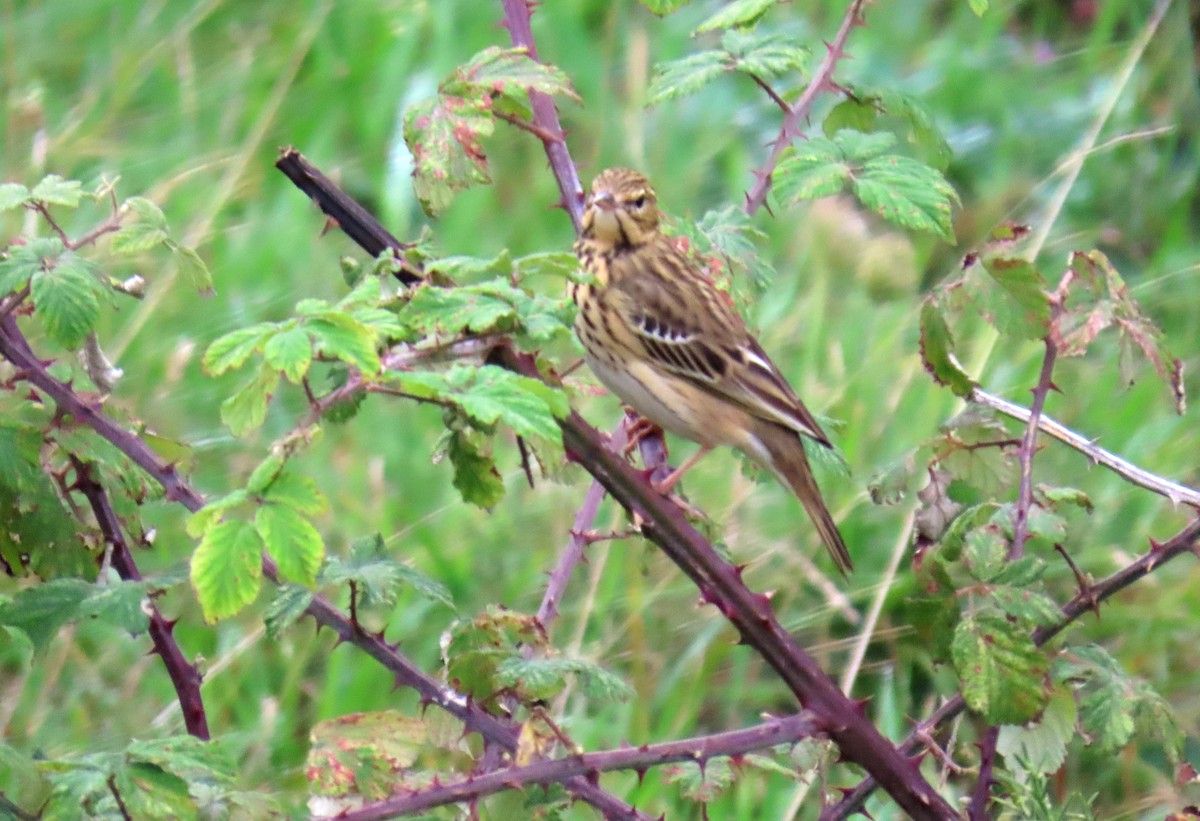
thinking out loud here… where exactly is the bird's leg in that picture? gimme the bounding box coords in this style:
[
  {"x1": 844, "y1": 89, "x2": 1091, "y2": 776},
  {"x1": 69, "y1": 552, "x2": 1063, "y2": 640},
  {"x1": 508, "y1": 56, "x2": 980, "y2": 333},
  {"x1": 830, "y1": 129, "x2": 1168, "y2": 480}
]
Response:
[
  {"x1": 622, "y1": 413, "x2": 663, "y2": 458},
  {"x1": 652, "y1": 446, "x2": 712, "y2": 495}
]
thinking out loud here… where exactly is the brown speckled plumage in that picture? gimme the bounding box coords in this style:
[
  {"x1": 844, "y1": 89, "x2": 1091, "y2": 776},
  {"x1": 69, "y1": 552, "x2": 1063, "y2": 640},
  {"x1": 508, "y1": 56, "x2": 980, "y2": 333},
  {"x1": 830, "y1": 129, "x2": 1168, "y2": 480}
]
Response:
[{"x1": 571, "y1": 168, "x2": 852, "y2": 574}]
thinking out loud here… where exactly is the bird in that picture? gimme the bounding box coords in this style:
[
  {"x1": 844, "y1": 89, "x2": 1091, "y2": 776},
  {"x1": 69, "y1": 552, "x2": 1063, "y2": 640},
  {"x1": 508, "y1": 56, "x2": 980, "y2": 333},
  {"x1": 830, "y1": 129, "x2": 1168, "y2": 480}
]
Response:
[{"x1": 570, "y1": 167, "x2": 852, "y2": 575}]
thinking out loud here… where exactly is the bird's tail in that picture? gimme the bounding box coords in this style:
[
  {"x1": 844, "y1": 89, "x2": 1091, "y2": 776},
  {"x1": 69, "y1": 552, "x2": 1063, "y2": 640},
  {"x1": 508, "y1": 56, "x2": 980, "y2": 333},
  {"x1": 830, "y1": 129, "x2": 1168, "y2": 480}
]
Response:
[{"x1": 749, "y1": 420, "x2": 853, "y2": 575}]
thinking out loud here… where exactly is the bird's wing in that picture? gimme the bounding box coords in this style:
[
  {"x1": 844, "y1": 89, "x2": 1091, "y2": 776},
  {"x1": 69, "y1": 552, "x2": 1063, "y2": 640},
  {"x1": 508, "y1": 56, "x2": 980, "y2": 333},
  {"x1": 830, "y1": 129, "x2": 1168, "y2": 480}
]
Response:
[{"x1": 613, "y1": 241, "x2": 830, "y2": 445}]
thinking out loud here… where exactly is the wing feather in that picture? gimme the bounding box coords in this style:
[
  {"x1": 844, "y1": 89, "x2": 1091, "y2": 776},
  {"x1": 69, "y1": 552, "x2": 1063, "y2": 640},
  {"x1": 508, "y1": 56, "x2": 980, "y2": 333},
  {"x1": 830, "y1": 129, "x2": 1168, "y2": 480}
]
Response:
[{"x1": 611, "y1": 238, "x2": 831, "y2": 445}]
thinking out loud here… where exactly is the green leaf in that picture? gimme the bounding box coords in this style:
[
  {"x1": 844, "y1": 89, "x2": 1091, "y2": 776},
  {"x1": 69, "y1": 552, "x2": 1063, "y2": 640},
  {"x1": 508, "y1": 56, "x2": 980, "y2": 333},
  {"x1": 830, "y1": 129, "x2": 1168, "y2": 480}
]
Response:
[
  {"x1": 264, "y1": 583, "x2": 314, "y2": 639},
  {"x1": 968, "y1": 0, "x2": 989, "y2": 14},
  {"x1": 191, "y1": 518, "x2": 264, "y2": 621},
  {"x1": 1036, "y1": 485, "x2": 1093, "y2": 514},
  {"x1": 495, "y1": 656, "x2": 633, "y2": 703},
  {"x1": 456, "y1": 46, "x2": 579, "y2": 101},
  {"x1": 919, "y1": 298, "x2": 977, "y2": 397},
  {"x1": 0, "y1": 182, "x2": 31, "y2": 210},
  {"x1": 30, "y1": 252, "x2": 103, "y2": 349},
  {"x1": 980, "y1": 257, "x2": 1050, "y2": 340},
  {"x1": 952, "y1": 613, "x2": 1048, "y2": 724},
  {"x1": 647, "y1": 51, "x2": 730, "y2": 105},
  {"x1": 0, "y1": 578, "x2": 91, "y2": 648},
  {"x1": 262, "y1": 471, "x2": 328, "y2": 516},
  {"x1": 396, "y1": 365, "x2": 567, "y2": 440},
  {"x1": 513, "y1": 251, "x2": 580, "y2": 280},
  {"x1": 824, "y1": 87, "x2": 953, "y2": 169},
  {"x1": 996, "y1": 687, "x2": 1076, "y2": 775},
  {"x1": 640, "y1": 0, "x2": 692, "y2": 14},
  {"x1": 446, "y1": 429, "x2": 505, "y2": 508},
  {"x1": 172, "y1": 243, "x2": 214, "y2": 294},
  {"x1": 263, "y1": 325, "x2": 313, "y2": 383},
  {"x1": 220, "y1": 364, "x2": 280, "y2": 437},
  {"x1": 126, "y1": 736, "x2": 236, "y2": 786},
  {"x1": 854, "y1": 154, "x2": 958, "y2": 241},
  {"x1": 662, "y1": 758, "x2": 735, "y2": 803},
  {"x1": 962, "y1": 524, "x2": 1007, "y2": 582},
  {"x1": 30, "y1": 174, "x2": 83, "y2": 207},
  {"x1": 400, "y1": 283, "x2": 518, "y2": 336},
  {"x1": 403, "y1": 94, "x2": 493, "y2": 216},
  {"x1": 185, "y1": 489, "x2": 250, "y2": 538},
  {"x1": 992, "y1": 585, "x2": 1062, "y2": 628},
  {"x1": 255, "y1": 503, "x2": 324, "y2": 586},
  {"x1": 202, "y1": 323, "x2": 276, "y2": 375},
  {"x1": 647, "y1": 31, "x2": 806, "y2": 106},
  {"x1": 306, "y1": 314, "x2": 380, "y2": 374},
  {"x1": 111, "y1": 197, "x2": 170, "y2": 253},
  {"x1": 0, "y1": 236, "x2": 64, "y2": 295},
  {"x1": 428, "y1": 250, "x2": 513, "y2": 281},
  {"x1": 77, "y1": 580, "x2": 151, "y2": 635},
  {"x1": 693, "y1": 0, "x2": 779, "y2": 34},
  {"x1": 322, "y1": 533, "x2": 452, "y2": 610}
]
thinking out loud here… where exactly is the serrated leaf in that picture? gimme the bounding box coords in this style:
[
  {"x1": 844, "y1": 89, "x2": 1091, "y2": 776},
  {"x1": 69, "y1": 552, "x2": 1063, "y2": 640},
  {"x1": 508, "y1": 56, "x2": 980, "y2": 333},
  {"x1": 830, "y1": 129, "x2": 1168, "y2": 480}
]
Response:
[
  {"x1": 30, "y1": 252, "x2": 103, "y2": 349},
  {"x1": 693, "y1": 0, "x2": 779, "y2": 34},
  {"x1": 647, "y1": 31, "x2": 806, "y2": 106},
  {"x1": 220, "y1": 364, "x2": 280, "y2": 437},
  {"x1": 322, "y1": 533, "x2": 451, "y2": 610},
  {"x1": 996, "y1": 687, "x2": 1076, "y2": 775},
  {"x1": 397, "y1": 365, "x2": 567, "y2": 440},
  {"x1": 647, "y1": 50, "x2": 730, "y2": 105},
  {"x1": 446, "y1": 430, "x2": 505, "y2": 508},
  {"x1": 495, "y1": 656, "x2": 633, "y2": 703},
  {"x1": 111, "y1": 199, "x2": 170, "y2": 254},
  {"x1": 1036, "y1": 485, "x2": 1093, "y2": 513},
  {"x1": 962, "y1": 524, "x2": 1007, "y2": 582},
  {"x1": 184, "y1": 489, "x2": 250, "y2": 538},
  {"x1": 981, "y1": 257, "x2": 1050, "y2": 340},
  {"x1": 172, "y1": 243, "x2": 214, "y2": 294},
  {"x1": 403, "y1": 94, "x2": 493, "y2": 216},
  {"x1": 992, "y1": 585, "x2": 1062, "y2": 628},
  {"x1": 126, "y1": 736, "x2": 236, "y2": 785},
  {"x1": 0, "y1": 578, "x2": 91, "y2": 648},
  {"x1": 202, "y1": 323, "x2": 276, "y2": 375},
  {"x1": 824, "y1": 87, "x2": 953, "y2": 169},
  {"x1": 427, "y1": 250, "x2": 513, "y2": 281},
  {"x1": 264, "y1": 583, "x2": 314, "y2": 639},
  {"x1": 0, "y1": 236, "x2": 64, "y2": 294},
  {"x1": 401, "y1": 283, "x2": 518, "y2": 335},
  {"x1": 31, "y1": 174, "x2": 83, "y2": 207},
  {"x1": 77, "y1": 580, "x2": 151, "y2": 635},
  {"x1": 262, "y1": 325, "x2": 312, "y2": 383},
  {"x1": 307, "y1": 711, "x2": 429, "y2": 799},
  {"x1": 952, "y1": 613, "x2": 1048, "y2": 724},
  {"x1": 457, "y1": 46, "x2": 579, "y2": 102},
  {"x1": 191, "y1": 519, "x2": 263, "y2": 622},
  {"x1": 115, "y1": 761, "x2": 196, "y2": 820},
  {"x1": 513, "y1": 251, "x2": 579, "y2": 280},
  {"x1": 256, "y1": 503, "x2": 323, "y2": 586},
  {"x1": 263, "y1": 472, "x2": 328, "y2": 516},
  {"x1": 0, "y1": 182, "x2": 31, "y2": 210},
  {"x1": 855, "y1": 155, "x2": 958, "y2": 241},
  {"x1": 662, "y1": 758, "x2": 734, "y2": 802},
  {"x1": 919, "y1": 298, "x2": 977, "y2": 397},
  {"x1": 306, "y1": 314, "x2": 380, "y2": 374}
]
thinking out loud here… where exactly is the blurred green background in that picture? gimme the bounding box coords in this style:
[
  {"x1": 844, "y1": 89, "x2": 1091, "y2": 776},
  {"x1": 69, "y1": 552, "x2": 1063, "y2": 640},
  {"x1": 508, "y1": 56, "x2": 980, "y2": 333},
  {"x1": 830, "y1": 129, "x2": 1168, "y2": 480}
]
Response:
[{"x1": 2, "y1": 0, "x2": 1199, "y2": 817}]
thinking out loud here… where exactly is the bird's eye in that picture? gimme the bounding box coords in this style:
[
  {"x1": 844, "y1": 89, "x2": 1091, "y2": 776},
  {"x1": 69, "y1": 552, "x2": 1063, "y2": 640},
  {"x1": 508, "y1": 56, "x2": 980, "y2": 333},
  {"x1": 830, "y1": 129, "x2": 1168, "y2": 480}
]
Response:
[{"x1": 632, "y1": 195, "x2": 646, "y2": 210}]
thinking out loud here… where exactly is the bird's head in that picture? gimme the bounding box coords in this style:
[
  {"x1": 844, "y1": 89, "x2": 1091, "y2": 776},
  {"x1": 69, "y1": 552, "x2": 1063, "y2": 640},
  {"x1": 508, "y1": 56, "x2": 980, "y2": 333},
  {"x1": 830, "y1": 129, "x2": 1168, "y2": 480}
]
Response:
[{"x1": 581, "y1": 168, "x2": 660, "y2": 249}]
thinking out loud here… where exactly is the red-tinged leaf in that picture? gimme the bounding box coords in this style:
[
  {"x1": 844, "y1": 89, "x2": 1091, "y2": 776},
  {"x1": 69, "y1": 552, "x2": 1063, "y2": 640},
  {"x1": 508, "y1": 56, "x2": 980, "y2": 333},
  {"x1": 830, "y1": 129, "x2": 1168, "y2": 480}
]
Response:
[{"x1": 919, "y1": 297, "x2": 977, "y2": 397}]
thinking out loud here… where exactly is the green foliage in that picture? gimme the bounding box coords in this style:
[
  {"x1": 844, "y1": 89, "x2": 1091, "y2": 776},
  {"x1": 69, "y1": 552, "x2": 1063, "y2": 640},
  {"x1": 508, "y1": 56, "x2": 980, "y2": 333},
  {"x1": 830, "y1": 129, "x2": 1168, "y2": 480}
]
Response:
[
  {"x1": 403, "y1": 47, "x2": 578, "y2": 215},
  {"x1": 662, "y1": 758, "x2": 735, "y2": 803},
  {"x1": 322, "y1": 533, "x2": 453, "y2": 611},
  {"x1": 494, "y1": 655, "x2": 634, "y2": 703},
  {"x1": 190, "y1": 519, "x2": 263, "y2": 622},
  {"x1": 647, "y1": 30, "x2": 806, "y2": 105},
  {"x1": 952, "y1": 612, "x2": 1049, "y2": 724},
  {"x1": 824, "y1": 86, "x2": 953, "y2": 169},
  {"x1": 693, "y1": 0, "x2": 781, "y2": 34},
  {"x1": 306, "y1": 711, "x2": 439, "y2": 802},
  {"x1": 775, "y1": 129, "x2": 960, "y2": 240}
]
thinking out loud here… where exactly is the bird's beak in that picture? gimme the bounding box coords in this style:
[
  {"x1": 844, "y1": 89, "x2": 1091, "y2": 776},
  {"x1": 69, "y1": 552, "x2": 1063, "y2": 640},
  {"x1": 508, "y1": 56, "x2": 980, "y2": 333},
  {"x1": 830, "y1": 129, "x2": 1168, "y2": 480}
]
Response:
[{"x1": 592, "y1": 191, "x2": 617, "y2": 211}]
